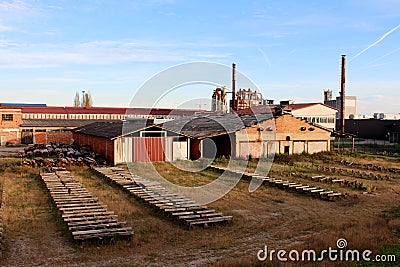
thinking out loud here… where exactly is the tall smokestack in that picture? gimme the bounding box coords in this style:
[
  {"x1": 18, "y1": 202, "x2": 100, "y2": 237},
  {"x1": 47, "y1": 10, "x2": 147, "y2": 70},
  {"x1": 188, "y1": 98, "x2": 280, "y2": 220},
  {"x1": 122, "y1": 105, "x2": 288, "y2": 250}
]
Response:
[
  {"x1": 231, "y1": 63, "x2": 236, "y2": 111},
  {"x1": 340, "y1": 55, "x2": 346, "y2": 134}
]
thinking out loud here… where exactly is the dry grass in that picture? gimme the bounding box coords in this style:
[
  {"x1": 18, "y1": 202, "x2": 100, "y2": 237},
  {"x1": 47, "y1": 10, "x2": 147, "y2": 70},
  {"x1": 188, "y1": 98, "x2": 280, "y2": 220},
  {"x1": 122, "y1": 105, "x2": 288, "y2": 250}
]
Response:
[{"x1": 0, "y1": 152, "x2": 399, "y2": 266}]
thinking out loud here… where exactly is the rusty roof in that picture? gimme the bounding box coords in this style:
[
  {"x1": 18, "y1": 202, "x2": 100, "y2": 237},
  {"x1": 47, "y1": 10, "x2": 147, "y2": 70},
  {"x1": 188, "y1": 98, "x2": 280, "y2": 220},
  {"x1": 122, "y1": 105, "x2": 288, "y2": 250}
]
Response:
[
  {"x1": 20, "y1": 106, "x2": 203, "y2": 116},
  {"x1": 21, "y1": 119, "x2": 116, "y2": 128},
  {"x1": 72, "y1": 119, "x2": 155, "y2": 139},
  {"x1": 157, "y1": 113, "x2": 274, "y2": 139}
]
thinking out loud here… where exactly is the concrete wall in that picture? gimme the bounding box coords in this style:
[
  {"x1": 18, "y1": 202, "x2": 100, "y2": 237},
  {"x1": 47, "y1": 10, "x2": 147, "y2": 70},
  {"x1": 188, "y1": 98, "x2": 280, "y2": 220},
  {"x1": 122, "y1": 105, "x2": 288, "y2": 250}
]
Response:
[{"x1": 234, "y1": 115, "x2": 331, "y2": 158}]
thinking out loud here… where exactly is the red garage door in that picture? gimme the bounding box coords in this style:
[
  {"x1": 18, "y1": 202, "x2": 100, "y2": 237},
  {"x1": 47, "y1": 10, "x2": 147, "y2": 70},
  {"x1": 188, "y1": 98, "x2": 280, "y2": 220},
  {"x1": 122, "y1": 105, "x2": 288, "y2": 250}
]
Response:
[{"x1": 133, "y1": 137, "x2": 166, "y2": 162}]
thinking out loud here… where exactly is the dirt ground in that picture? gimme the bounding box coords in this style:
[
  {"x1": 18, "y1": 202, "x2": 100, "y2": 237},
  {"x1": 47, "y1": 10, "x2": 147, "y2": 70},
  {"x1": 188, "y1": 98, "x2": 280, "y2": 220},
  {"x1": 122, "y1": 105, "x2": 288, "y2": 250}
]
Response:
[{"x1": 0, "y1": 152, "x2": 399, "y2": 266}]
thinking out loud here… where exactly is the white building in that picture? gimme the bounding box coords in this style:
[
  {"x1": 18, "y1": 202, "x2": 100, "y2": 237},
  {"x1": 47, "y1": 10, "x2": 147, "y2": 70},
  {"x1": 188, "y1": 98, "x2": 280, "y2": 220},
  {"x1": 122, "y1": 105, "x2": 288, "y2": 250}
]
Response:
[
  {"x1": 287, "y1": 103, "x2": 338, "y2": 130},
  {"x1": 374, "y1": 113, "x2": 400, "y2": 120}
]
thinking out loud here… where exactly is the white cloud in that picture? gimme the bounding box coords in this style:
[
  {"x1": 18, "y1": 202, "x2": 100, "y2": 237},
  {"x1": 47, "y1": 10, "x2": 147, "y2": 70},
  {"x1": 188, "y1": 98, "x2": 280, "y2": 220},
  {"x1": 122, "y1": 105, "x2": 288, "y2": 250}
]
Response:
[
  {"x1": 0, "y1": 39, "x2": 234, "y2": 68},
  {"x1": 0, "y1": 24, "x2": 13, "y2": 31},
  {"x1": 0, "y1": 0, "x2": 28, "y2": 11}
]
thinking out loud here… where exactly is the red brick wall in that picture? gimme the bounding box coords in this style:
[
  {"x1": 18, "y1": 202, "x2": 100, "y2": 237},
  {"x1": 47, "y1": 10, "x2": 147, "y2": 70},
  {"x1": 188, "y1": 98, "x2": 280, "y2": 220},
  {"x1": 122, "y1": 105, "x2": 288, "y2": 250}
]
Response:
[
  {"x1": 34, "y1": 132, "x2": 47, "y2": 144},
  {"x1": 47, "y1": 132, "x2": 73, "y2": 144},
  {"x1": 274, "y1": 115, "x2": 326, "y2": 133},
  {"x1": 73, "y1": 132, "x2": 115, "y2": 163},
  {"x1": 0, "y1": 109, "x2": 22, "y2": 144}
]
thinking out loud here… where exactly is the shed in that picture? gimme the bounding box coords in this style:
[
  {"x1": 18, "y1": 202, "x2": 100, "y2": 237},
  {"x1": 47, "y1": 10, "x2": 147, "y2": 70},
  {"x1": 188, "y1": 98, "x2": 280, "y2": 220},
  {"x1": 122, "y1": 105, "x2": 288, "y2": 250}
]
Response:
[
  {"x1": 158, "y1": 113, "x2": 332, "y2": 159},
  {"x1": 72, "y1": 119, "x2": 190, "y2": 164}
]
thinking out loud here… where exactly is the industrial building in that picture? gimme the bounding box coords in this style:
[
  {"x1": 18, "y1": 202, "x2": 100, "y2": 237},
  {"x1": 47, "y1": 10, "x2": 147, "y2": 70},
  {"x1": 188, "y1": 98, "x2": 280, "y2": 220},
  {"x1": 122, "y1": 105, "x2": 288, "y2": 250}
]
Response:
[
  {"x1": 73, "y1": 119, "x2": 190, "y2": 164},
  {"x1": 345, "y1": 119, "x2": 400, "y2": 142},
  {"x1": 0, "y1": 104, "x2": 201, "y2": 146},
  {"x1": 323, "y1": 89, "x2": 357, "y2": 120},
  {"x1": 72, "y1": 113, "x2": 333, "y2": 164}
]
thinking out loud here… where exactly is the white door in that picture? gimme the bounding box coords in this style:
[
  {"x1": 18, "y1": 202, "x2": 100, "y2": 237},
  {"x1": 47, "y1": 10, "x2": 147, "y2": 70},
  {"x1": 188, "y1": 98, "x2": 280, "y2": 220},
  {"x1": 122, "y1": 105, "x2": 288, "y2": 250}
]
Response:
[
  {"x1": 172, "y1": 141, "x2": 188, "y2": 161},
  {"x1": 0, "y1": 135, "x2": 6, "y2": 146}
]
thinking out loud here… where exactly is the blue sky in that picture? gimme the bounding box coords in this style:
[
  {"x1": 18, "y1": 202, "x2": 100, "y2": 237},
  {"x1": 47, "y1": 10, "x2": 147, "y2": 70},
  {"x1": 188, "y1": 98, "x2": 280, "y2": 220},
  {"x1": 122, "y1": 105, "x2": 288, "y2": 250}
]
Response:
[{"x1": 1, "y1": 0, "x2": 400, "y2": 114}]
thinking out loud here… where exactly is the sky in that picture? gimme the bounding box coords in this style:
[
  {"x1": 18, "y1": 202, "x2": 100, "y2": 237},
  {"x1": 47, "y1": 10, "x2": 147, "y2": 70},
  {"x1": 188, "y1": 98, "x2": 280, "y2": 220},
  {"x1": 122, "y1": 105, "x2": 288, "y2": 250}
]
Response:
[{"x1": 1, "y1": 0, "x2": 400, "y2": 114}]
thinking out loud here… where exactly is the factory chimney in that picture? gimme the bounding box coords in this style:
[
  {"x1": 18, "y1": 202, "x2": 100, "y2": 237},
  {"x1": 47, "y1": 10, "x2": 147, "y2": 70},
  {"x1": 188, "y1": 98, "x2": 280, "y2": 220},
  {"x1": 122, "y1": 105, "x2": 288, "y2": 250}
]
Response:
[
  {"x1": 231, "y1": 63, "x2": 236, "y2": 111},
  {"x1": 340, "y1": 55, "x2": 346, "y2": 134}
]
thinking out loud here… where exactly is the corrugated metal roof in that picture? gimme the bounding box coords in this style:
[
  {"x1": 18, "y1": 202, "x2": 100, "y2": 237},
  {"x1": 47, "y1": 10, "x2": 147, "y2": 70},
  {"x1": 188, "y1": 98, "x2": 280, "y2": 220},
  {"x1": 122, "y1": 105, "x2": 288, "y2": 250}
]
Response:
[
  {"x1": 71, "y1": 114, "x2": 274, "y2": 140},
  {"x1": 0, "y1": 103, "x2": 47, "y2": 107},
  {"x1": 21, "y1": 119, "x2": 117, "y2": 128},
  {"x1": 20, "y1": 106, "x2": 203, "y2": 115},
  {"x1": 72, "y1": 119, "x2": 154, "y2": 139},
  {"x1": 158, "y1": 113, "x2": 274, "y2": 139}
]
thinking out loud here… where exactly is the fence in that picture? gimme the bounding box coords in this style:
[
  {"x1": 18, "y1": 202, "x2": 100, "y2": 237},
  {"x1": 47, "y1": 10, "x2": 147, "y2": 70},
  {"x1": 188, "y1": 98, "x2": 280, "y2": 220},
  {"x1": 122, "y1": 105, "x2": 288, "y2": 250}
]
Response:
[{"x1": 332, "y1": 138, "x2": 400, "y2": 155}]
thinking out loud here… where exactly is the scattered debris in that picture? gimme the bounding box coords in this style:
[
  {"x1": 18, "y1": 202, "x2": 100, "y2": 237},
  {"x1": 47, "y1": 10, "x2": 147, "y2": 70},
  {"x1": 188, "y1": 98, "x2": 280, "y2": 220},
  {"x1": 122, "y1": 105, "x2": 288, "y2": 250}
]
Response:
[{"x1": 20, "y1": 143, "x2": 106, "y2": 168}]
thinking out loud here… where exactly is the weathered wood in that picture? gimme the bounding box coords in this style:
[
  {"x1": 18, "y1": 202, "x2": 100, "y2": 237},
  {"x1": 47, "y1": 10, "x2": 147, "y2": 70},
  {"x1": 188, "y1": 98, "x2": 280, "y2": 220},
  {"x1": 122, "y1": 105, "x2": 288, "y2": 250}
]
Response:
[{"x1": 40, "y1": 171, "x2": 132, "y2": 241}]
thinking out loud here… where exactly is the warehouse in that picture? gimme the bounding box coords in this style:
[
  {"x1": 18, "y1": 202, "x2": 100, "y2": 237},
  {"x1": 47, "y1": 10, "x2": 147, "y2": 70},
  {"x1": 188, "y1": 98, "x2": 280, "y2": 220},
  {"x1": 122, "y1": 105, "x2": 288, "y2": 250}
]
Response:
[
  {"x1": 72, "y1": 119, "x2": 191, "y2": 164},
  {"x1": 72, "y1": 112, "x2": 332, "y2": 165},
  {"x1": 0, "y1": 104, "x2": 201, "y2": 145},
  {"x1": 160, "y1": 113, "x2": 332, "y2": 159}
]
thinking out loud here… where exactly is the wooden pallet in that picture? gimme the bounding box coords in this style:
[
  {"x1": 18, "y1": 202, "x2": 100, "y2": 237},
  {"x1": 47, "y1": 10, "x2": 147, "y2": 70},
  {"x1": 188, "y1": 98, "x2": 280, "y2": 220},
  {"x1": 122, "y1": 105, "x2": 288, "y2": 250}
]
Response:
[
  {"x1": 208, "y1": 165, "x2": 344, "y2": 201},
  {"x1": 40, "y1": 170, "x2": 132, "y2": 241},
  {"x1": 91, "y1": 167, "x2": 232, "y2": 229}
]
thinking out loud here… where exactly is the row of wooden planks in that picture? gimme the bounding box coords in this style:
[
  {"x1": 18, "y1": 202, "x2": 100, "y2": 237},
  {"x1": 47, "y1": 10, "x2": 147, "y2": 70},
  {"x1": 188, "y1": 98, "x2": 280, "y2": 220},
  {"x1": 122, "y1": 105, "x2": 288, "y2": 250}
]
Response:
[
  {"x1": 0, "y1": 185, "x2": 5, "y2": 252},
  {"x1": 91, "y1": 167, "x2": 232, "y2": 229},
  {"x1": 40, "y1": 170, "x2": 132, "y2": 241},
  {"x1": 208, "y1": 165, "x2": 344, "y2": 201}
]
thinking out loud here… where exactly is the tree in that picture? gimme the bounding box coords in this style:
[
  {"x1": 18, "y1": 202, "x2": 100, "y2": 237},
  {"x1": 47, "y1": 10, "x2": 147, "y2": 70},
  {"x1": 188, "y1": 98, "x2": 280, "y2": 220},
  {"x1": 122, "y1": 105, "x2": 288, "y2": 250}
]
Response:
[
  {"x1": 81, "y1": 91, "x2": 93, "y2": 108},
  {"x1": 73, "y1": 92, "x2": 81, "y2": 107}
]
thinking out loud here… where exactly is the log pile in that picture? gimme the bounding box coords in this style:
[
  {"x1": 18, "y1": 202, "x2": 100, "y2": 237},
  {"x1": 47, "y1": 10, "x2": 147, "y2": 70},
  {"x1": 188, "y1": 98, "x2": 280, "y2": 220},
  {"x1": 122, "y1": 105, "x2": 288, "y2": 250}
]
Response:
[{"x1": 20, "y1": 143, "x2": 105, "y2": 168}]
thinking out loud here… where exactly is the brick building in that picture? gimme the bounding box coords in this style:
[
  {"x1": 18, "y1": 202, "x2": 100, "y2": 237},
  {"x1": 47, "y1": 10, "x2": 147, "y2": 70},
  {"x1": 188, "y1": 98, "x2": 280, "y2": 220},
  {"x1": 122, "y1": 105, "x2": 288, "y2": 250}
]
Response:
[
  {"x1": 0, "y1": 104, "x2": 201, "y2": 146},
  {"x1": 0, "y1": 107, "x2": 22, "y2": 145}
]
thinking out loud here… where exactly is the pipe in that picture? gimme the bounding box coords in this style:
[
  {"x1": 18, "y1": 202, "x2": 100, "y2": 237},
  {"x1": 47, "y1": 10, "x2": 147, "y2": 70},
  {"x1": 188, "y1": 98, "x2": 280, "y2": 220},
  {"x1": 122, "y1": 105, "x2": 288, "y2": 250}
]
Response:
[
  {"x1": 340, "y1": 55, "x2": 346, "y2": 134},
  {"x1": 231, "y1": 63, "x2": 236, "y2": 111}
]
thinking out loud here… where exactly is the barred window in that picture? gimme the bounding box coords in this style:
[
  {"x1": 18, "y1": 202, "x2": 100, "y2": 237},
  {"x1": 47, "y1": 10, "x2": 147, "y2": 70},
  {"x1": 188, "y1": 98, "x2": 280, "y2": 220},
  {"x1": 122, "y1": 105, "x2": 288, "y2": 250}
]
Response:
[{"x1": 2, "y1": 114, "x2": 13, "y2": 121}]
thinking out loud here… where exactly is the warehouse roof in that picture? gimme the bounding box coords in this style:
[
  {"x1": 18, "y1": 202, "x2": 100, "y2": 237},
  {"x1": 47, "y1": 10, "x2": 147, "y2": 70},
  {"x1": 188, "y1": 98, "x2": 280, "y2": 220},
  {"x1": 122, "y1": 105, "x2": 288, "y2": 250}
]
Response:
[
  {"x1": 20, "y1": 106, "x2": 203, "y2": 116},
  {"x1": 158, "y1": 113, "x2": 274, "y2": 139},
  {"x1": 21, "y1": 119, "x2": 116, "y2": 128},
  {"x1": 72, "y1": 119, "x2": 154, "y2": 139}
]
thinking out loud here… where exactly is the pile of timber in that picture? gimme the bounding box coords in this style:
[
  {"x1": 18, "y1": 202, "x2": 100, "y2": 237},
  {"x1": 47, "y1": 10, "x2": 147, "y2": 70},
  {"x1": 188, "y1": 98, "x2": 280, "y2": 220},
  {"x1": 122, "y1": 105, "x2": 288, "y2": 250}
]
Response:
[
  {"x1": 339, "y1": 160, "x2": 400, "y2": 174},
  {"x1": 91, "y1": 167, "x2": 232, "y2": 229},
  {"x1": 0, "y1": 185, "x2": 5, "y2": 252},
  {"x1": 208, "y1": 165, "x2": 345, "y2": 201},
  {"x1": 40, "y1": 169, "x2": 132, "y2": 241},
  {"x1": 21, "y1": 157, "x2": 96, "y2": 168},
  {"x1": 313, "y1": 164, "x2": 393, "y2": 180},
  {"x1": 278, "y1": 172, "x2": 370, "y2": 191},
  {"x1": 20, "y1": 143, "x2": 105, "y2": 168}
]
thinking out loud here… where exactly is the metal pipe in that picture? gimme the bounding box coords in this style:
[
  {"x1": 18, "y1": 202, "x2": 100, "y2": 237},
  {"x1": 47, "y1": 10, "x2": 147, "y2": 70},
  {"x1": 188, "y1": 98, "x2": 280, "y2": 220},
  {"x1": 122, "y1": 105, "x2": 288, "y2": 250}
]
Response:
[
  {"x1": 231, "y1": 63, "x2": 236, "y2": 111},
  {"x1": 340, "y1": 55, "x2": 346, "y2": 134}
]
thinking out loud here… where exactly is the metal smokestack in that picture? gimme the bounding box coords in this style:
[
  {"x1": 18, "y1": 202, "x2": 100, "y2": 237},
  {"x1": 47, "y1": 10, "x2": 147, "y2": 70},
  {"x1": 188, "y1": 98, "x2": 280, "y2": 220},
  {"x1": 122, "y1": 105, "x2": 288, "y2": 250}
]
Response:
[
  {"x1": 340, "y1": 55, "x2": 346, "y2": 134},
  {"x1": 231, "y1": 63, "x2": 236, "y2": 111}
]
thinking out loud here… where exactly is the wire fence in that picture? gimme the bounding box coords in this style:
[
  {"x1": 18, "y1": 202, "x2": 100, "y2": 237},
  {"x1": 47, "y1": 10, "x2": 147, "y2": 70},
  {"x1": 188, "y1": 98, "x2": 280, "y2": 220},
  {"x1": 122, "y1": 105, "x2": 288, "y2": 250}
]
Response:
[{"x1": 331, "y1": 138, "x2": 400, "y2": 156}]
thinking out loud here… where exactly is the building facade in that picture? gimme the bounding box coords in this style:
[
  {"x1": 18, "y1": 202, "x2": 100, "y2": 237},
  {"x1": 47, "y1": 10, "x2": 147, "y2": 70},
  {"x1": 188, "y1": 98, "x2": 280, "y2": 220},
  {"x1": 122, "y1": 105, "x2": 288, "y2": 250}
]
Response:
[
  {"x1": 0, "y1": 104, "x2": 201, "y2": 146},
  {"x1": 323, "y1": 89, "x2": 357, "y2": 120},
  {"x1": 287, "y1": 103, "x2": 337, "y2": 130}
]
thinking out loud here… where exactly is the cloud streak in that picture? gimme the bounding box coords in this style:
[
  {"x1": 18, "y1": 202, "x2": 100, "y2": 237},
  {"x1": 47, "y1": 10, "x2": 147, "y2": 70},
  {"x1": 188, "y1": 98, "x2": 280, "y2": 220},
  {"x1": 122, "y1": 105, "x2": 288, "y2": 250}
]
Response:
[{"x1": 350, "y1": 24, "x2": 400, "y2": 62}]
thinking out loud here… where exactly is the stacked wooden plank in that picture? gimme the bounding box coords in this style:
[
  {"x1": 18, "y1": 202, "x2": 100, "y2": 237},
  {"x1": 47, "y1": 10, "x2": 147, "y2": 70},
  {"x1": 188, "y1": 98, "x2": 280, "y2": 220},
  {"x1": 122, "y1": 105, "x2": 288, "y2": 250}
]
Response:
[
  {"x1": 40, "y1": 170, "x2": 132, "y2": 241},
  {"x1": 208, "y1": 165, "x2": 344, "y2": 201},
  {"x1": 0, "y1": 184, "x2": 5, "y2": 251},
  {"x1": 92, "y1": 167, "x2": 232, "y2": 229}
]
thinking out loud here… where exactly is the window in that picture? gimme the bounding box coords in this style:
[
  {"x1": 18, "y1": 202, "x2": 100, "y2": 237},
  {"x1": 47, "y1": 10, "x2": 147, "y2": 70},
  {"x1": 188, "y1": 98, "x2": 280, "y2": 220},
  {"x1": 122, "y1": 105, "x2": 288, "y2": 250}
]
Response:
[{"x1": 2, "y1": 114, "x2": 13, "y2": 121}]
